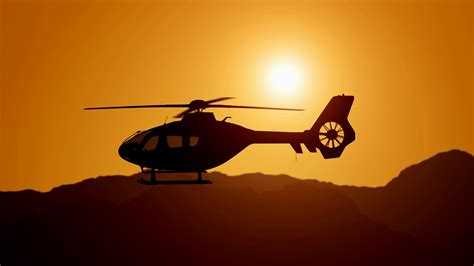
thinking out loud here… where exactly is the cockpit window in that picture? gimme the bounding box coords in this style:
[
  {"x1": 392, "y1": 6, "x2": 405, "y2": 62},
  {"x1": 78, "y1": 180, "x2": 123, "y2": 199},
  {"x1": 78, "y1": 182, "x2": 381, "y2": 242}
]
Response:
[
  {"x1": 124, "y1": 131, "x2": 146, "y2": 144},
  {"x1": 167, "y1": 136, "x2": 182, "y2": 148},
  {"x1": 190, "y1": 136, "x2": 199, "y2": 147},
  {"x1": 143, "y1": 136, "x2": 159, "y2": 151}
]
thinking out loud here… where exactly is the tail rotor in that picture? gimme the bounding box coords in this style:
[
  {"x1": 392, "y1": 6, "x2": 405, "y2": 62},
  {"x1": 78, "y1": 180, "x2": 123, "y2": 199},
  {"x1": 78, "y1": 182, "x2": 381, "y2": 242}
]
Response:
[{"x1": 318, "y1": 121, "x2": 345, "y2": 149}]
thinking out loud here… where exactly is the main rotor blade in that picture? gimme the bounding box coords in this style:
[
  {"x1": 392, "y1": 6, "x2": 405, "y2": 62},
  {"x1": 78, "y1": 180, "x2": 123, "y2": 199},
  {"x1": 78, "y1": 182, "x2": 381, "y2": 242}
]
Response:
[
  {"x1": 174, "y1": 108, "x2": 194, "y2": 118},
  {"x1": 206, "y1": 97, "x2": 235, "y2": 104},
  {"x1": 84, "y1": 104, "x2": 188, "y2": 110},
  {"x1": 208, "y1": 104, "x2": 304, "y2": 111}
]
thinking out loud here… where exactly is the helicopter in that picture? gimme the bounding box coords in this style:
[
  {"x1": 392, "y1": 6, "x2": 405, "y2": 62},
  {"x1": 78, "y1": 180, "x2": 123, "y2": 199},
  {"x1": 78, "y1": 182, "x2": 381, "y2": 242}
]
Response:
[{"x1": 84, "y1": 95, "x2": 355, "y2": 185}]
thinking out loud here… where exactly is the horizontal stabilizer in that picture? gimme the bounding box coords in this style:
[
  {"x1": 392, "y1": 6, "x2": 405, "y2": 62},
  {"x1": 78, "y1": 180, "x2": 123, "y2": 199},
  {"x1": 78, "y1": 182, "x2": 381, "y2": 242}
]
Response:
[
  {"x1": 290, "y1": 143, "x2": 303, "y2": 154},
  {"x1": 303, "y1": 142, "x2": 317, "y2": 153}
]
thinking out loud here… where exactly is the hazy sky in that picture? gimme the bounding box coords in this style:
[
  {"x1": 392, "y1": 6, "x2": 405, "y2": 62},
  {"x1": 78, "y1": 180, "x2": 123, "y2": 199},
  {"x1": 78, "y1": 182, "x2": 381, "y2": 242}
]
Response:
[{"x1": 1, "y1": 0, "x2": 472, "y2": 191}]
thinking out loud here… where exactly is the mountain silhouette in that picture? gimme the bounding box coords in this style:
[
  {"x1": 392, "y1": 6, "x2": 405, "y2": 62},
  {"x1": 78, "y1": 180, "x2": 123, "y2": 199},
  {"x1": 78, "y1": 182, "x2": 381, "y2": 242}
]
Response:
[{"x1": 0, "y1": 150, "x2": 472, "y2": 265}]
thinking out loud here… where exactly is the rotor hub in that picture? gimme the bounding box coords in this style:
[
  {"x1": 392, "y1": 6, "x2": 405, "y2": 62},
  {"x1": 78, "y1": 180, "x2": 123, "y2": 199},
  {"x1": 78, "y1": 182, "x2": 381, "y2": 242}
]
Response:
[
  {"x1": 189, "y1": 100, "x2": 208, "y2": 112},
  {"x1": 326, "y1": 129, "x2": 338, "y2": 140}
]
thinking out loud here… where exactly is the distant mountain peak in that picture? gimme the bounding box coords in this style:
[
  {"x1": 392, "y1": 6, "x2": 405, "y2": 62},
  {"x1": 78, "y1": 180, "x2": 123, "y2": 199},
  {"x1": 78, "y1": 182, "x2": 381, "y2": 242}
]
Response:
[
  {"x1": 386, "y1": 149, "x2": 473, "y2": 189},
  {"x1": 428, "y1": 149, "x2": 472, "y2": 160}
]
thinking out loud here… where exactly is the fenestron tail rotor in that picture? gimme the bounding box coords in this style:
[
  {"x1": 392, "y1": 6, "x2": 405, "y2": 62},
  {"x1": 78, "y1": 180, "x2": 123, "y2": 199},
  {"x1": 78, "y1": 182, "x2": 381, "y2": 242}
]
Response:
[
  {"x1": 84, "y1": 97, "x2": 304, "y2": 118},
  {"x1": 318, "y1": 121, "x2": 345, "y2": 148}
]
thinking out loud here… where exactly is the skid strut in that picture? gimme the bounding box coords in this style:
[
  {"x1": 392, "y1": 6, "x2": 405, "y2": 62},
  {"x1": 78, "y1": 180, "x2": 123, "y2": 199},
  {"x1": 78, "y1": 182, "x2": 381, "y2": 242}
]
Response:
[{"x1": 137, "y1": 167, "x2": 212, "y2": 185}]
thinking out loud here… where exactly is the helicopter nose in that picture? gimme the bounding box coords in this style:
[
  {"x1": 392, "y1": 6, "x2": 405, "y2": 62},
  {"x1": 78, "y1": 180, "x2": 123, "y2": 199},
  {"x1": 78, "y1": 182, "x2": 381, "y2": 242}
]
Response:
[{"x1": 118, "y1": 142, "x2": 138, "y2": 162}]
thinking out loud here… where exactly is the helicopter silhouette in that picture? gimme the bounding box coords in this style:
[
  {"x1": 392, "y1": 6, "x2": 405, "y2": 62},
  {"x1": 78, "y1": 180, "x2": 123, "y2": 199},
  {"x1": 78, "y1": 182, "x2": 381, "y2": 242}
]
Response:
[{"x1": 85, "y1": 95, "x2": 355, "y2": 185}]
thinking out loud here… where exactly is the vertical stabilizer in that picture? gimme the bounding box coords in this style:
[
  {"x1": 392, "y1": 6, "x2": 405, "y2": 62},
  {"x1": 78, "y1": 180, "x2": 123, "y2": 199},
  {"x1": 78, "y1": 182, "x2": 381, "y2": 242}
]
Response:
[{"x1": 304, "y1": 95, "x2": 355, "y2": 159}]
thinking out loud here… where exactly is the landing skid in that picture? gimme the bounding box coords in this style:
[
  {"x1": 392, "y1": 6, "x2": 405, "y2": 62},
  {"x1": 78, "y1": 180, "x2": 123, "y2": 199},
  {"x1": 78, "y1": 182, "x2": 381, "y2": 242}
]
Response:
[
  {"x1": 137, "y1": 168, "x2": 212, "y2": 185},
  {"x1": 137, "y1": 178, "x2": 212, "y2": 185}
]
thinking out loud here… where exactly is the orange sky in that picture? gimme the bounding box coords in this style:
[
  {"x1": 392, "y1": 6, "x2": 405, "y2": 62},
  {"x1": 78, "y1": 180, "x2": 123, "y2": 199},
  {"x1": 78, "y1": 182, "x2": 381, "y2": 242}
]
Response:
[{"x1": 1, "y1": 0, "x2": 472, "y2": 191}]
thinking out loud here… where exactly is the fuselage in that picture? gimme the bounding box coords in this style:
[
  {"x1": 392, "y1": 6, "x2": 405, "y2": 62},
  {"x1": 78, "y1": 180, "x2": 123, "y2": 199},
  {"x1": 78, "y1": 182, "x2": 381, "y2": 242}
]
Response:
[{"x1": 118, "y1": 112, "x2": 304, "y2": 171}]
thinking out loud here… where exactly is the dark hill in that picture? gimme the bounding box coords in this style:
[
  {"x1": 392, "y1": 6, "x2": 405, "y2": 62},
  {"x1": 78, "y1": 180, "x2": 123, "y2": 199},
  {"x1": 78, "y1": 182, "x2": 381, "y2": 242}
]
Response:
[
  {"x1": 334, "y1": 150, "x2": 474, "y2": 265},
  {"x1": 0, "y1": 150, "x2": 472, "y2": 265},
  {"x1": 336, "y1": 150, "x2": 473, "y2": 244}
]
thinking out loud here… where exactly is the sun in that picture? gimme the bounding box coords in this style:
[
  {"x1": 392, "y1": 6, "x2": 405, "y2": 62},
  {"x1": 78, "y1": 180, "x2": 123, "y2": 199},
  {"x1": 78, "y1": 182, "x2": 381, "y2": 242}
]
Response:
[{"x1": 267, "y1": 63, "x2": 301, "y2": 95}]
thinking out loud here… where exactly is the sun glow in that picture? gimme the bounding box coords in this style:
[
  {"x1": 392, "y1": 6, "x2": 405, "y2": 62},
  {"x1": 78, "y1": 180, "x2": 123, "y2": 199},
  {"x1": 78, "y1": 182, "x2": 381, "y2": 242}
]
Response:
[{"x1": 267, "y1": 63, "x2": 301, "y2": 95}]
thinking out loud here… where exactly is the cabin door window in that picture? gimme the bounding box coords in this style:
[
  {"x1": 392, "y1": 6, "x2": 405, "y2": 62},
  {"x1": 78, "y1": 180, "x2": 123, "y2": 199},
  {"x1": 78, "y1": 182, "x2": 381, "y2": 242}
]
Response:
[
  {"x1": 167, "y1": 136, "x2": 183, "y2": 148},
  {"x1": 190, "y1": 136, "x2": 199, "y2": 147}
]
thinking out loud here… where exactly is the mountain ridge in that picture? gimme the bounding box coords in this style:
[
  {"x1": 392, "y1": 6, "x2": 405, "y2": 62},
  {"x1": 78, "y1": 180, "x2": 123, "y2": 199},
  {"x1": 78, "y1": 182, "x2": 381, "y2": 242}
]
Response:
[{"x1": 0, "y1": 149, "x2": 472, "y2": 265}]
